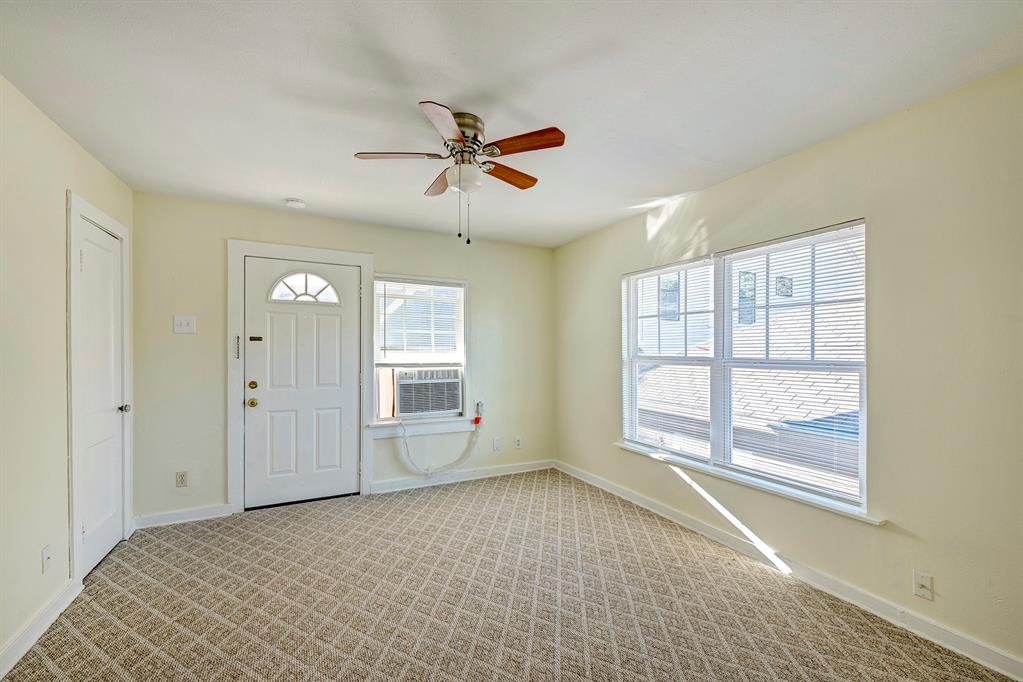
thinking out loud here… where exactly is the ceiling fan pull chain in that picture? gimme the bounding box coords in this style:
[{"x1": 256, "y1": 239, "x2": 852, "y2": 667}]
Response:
[
  {"x1": 466, "y1": 192, "x2": 471, "y2": 245},
  {"x1": 457, "y1": 164, "x2": 463, "y2": 238}
]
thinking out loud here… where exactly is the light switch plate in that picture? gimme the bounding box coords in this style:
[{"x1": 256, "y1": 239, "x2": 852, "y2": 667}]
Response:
[{"x1": 173, "y1": 315, "x2": 197, "y2": 334}]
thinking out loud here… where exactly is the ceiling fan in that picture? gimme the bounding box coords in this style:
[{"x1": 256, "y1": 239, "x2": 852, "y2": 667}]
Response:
[{"x1": 355, "y1": 101, "x2": 565, "y2": 196}]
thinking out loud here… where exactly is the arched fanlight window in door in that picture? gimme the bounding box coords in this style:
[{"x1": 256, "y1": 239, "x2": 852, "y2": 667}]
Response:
[{"x1": 269, "y1": 272, "x2": 340, "y2": 303}]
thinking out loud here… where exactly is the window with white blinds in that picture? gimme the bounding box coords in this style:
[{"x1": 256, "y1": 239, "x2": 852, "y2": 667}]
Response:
[
  {"x1": 622, "y1": 221, "x2": 867, "y2": 508},
  {"x1": 622, "y1": 259, "x2": 715, "y2": 461},
  {"x1": 375, "y1": 278, "x2": 466, "y2": 419},
  {"x1": 375, "y1": 279, "x2": 464, "y2": 364}
]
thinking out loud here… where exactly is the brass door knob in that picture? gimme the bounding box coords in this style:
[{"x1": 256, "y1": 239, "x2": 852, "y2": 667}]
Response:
[
  {"x1": 247, "y1": 398, "x2": 259, "y2": 408},
  {"x1": 248, "y1": 380, "x2": 258, "y2": 389}
]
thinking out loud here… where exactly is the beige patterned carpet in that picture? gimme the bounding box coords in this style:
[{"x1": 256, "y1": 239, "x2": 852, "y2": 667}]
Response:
[{"x1": 5, "y1": 469, "x2": 1009, "y2": 681}]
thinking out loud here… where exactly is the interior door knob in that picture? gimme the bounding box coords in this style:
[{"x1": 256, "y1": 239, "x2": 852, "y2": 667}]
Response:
[{"x1": 247, "y1": 398, "x2": 259, "y2": 408}]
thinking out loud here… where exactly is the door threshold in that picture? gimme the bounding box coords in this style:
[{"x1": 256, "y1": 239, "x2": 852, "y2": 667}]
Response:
[{"x1": 244, "y1": 491, "x2": 360, "y2": 511}]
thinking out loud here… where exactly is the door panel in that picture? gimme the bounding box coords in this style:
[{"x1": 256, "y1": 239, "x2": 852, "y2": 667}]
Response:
[
  {"x1": 268, "y1": 312, "x2": 297, "y2": 389},
  {"x1": 244, "y1": 257, "x2": 361, "y2": 507},
  {"x1": 75, "y1": 219, "x2": 125, "y2": 576},
  {"x1": 314, "y1": 314, "x2": 342, "y2": 387},
  {"x1": 314, "y1": 408, "x2": 342, "y2": 470}
]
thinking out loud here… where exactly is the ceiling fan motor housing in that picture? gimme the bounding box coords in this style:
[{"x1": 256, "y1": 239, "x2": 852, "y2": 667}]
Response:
[{"x1": 452, "y1": 112, "x2": 485, "y2": 150}]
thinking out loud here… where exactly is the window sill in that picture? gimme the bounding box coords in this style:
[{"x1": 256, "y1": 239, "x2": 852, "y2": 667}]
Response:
[
  {"x1": 614, "y1": 441, "x2": 885, "y2": 526},
  {"x1": 369, "y1": 417, "x2": 474, "y2": 439}
]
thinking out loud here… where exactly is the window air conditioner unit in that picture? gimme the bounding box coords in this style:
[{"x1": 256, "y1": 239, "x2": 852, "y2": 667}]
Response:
[{"x1": 394, "y1": 368, "x2": 463, "y2": 418}]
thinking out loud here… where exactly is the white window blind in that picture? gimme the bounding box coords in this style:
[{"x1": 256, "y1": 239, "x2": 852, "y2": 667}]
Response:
[
  {"x1": 375, "y1": 279, "x2": 464, "y2": 364},
  {"x1": 623, "y1": 221, "x2": 867, "y2": 507}
]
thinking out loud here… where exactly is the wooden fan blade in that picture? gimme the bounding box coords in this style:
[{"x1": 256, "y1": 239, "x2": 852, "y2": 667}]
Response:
[
  {"x1": 424, "y1": 168, "x2": 450, "y2": 196},
  {"x1": 354, "y1": 152, "x2": 443, "y2": 159},
  {"x1": 484, "y1": 127, "x2": 564, "y2": 157},
  {"x1": 419, "y1": 101, "x2": 464, "y2": 143},
  {"x1": 483, "y1": 162, "x2": 537, "y2": 190}
]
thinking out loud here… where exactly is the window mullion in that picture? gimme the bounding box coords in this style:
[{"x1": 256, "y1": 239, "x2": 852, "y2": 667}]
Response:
[
  {"x1": 764, "y1": 253, "x2": 771, "y2": 360},
  {"x1": 710, "y1": 257, "x2": 726, "y2": 467}
]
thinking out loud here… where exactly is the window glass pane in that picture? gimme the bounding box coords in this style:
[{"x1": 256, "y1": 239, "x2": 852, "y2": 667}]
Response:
[
  {"x1": 635, "y1": 363, "x2": 710, "y2": 460},
  {"x1": 686, "y1": 312, "x2": 713, "y2": 357},
  {"x1": 767, "y1": 304, "x2": 811, "y2": 359},
  {"x1": 270, "y1": 285, "x2": 296, "y2": 301},
  {"x1": 659, "y1": 273, "x2": 680, "y2": 321},
  {"x1": 637, "y1": 317, "x2": 659, "y2": 354},
  {"x1": 685, "y1": 266, "x2": 713, "y2": 312},
  {"x1": 815, "y1": 237, "x2": 865, "y2": 302},
  {"x1": 729, "y1": 367, "x2": 861, "y2": 499},
  {"x1": 815, "y1": 300, "x2": 865, "y2": 361},
  {"x1": 316, "y1": 286, "x2": 338, "y2": 303},
  {"x1": 637, "y1": 275, "x2": 658, "y2": 317},
  {"x1": 769, "y1": 245, "x2": 812, "y2": 305},
  {"x1": 659, "y1": 317, "x2": 685, "y2": 355},
  {"x1": 731, "y1": 308, "x2": 766, "y2": 358},
  {"x1": 307, "y1": 274, "x2": 329, "y2": 295}
]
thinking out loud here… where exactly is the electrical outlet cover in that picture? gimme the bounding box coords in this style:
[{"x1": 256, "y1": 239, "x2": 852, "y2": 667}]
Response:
[
  {"x1": 173, "y1": 314, "x2": 197, "y2": 334},
  {"x1": 913, "y1": 570, "x2": 934, "y2": 600},
  {"x1": 175, "y1": 471, "x2": 188, "y2": 487}
]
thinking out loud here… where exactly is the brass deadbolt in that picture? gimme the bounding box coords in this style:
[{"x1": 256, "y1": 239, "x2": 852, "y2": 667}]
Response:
[
  {"x1": 247, "y1": 398, "x2": 259, "y2": 408},
  {"x1": 248, "y1": 380, "x2": 258, "y2": 389}
]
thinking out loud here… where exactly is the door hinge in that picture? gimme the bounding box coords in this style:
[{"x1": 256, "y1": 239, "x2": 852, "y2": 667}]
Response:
[
  {"x1": 79, "y1": 249, "x2": 84, "y2": 273},
  {"x1": 234, "y1": 335, "x2": 240, "y2": 360}
]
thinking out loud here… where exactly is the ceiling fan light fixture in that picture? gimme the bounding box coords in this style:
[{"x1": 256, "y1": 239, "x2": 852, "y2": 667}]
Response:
[{"x1": 445, "y1": 163, "x2": 484, "y2": 194}]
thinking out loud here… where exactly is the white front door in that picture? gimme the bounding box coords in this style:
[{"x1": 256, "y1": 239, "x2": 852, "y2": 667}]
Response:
[
  {"x1": 72, "y1": 217, "x2": 125, "y2": 576},
  {"x1": 244, "y1": 257, "x2": 361, "y2": 507}
]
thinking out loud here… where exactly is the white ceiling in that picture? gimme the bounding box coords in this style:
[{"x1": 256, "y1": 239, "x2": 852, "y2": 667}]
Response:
[{"x1": 1, "y1": 2, "x2": 1021, "y2": 247}]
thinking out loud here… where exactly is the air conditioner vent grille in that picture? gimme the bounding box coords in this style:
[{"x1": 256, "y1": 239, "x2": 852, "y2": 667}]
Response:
[{"x1": 395, "y1": 368, "x2": 462, "y2": 418}]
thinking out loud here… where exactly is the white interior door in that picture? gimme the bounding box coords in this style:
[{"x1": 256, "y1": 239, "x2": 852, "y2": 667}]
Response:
[
  {"x1": 72, "y1": 217, "x2": 125, "y2": 576},
  {"x1": 244, "y1": 257, "x2": 361, "y2": 507}
]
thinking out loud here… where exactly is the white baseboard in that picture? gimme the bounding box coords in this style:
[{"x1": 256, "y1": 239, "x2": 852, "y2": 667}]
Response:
[
  {"x1": 371, "y1": 459, "x2": 556, "y2": 494},
  {"x1": 133, "y1": 503, "x2": 235, "y2": 529},
  {"x1": 553, "y1": 461, "x2": 1022, "y2": 681},
  {"x1": 0, "y1": 579, "x2": 83, "y2": 679}
]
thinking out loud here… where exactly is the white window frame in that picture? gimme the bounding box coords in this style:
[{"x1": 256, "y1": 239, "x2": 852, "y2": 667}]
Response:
[
  {"x1": 620, "y1": 220, "x2": 882, "y2": 524},
  {"x1": 369, "y1": 274, "x2": 473, "y2": 437}
]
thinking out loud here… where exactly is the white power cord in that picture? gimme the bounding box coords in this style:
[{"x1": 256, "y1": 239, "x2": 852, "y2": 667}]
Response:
[{"x1": 397, "y1": 418, "x2": 481, "y2": 476}]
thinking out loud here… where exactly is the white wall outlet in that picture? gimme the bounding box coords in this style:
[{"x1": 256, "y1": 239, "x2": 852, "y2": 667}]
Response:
[
  {"x1": 514, "y1": 436, "x2": 523, "y2": 449},
  {"x1": 173, "y1": 314, "x2": 197, "y2": 334},
  {"x1": 41, "y1": 545, "x2": 52, "y2": 574},
  {"x1": 492, "y1": 437, "x2": 502, "y2": 452},
  {"x1": 175, "y1": 471, "x2": 188, "y2": 488},
  {"x1": 913, "y1": 570, "x2": 934, "y2": 600}
]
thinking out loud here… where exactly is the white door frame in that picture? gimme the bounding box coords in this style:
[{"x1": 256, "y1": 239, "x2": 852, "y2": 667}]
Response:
[
  {"x1": 227, "y1": 240, "x2": 374, "y2": 511},
  {"x1": 68, "y1": 191, "x2": 133, "y2": 583}
]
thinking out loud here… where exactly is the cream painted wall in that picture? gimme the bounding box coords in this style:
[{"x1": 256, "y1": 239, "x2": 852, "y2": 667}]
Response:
[
  {"x1": 0, "y1": 76, "x2": 133, "y2": 652},
  {"x1": 131, "y1": 193, "x2": 555, "y2": 516},
  {"x1": 554, "y1": 64, "x2": 1023, "y2": 657}
]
